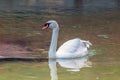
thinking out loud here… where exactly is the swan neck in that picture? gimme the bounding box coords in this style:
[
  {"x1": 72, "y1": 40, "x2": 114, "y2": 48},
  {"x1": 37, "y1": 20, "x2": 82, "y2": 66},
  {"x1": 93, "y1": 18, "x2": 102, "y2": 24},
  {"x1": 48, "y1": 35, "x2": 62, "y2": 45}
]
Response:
[{"x1": 49, "y1": 27, "x2": 59, "y2": 58}]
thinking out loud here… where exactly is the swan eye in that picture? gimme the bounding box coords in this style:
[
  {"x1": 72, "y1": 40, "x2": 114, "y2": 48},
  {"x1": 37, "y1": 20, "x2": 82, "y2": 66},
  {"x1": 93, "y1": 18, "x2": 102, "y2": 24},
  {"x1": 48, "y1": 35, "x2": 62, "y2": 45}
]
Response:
[
  {"x1": 42, "y1": 23, "x2": 50, "y2": 30},
  {"x1": 44, "y1": 23, "x2": 51, "y2": 26}
]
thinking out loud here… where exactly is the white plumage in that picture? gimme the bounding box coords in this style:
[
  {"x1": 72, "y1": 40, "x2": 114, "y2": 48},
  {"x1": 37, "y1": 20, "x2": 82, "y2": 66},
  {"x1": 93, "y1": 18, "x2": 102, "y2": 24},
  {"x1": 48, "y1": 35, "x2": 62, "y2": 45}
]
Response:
[
  {"x1": 42, "y1": 20, "x2": 92, "y2": 58},
  {"x1": 56, "y1": 38, "x2": 92, "y2": 58}
]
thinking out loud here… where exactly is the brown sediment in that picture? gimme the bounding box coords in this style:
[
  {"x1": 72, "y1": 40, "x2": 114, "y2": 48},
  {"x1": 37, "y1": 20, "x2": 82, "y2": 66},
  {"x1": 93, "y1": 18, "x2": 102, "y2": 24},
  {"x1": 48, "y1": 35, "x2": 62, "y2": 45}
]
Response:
[
  {"x1": 0, "y1": 11, "x2": 120, "y2": 60},
  {"x1": 0, "y1": 41, "x2": 34, "y2": 58}
]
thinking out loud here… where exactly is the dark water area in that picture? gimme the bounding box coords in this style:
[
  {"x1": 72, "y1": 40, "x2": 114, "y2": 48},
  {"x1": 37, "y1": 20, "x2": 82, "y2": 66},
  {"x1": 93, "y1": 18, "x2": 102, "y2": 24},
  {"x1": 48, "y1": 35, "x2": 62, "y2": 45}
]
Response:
[
  {"x1": 0, "y1": 0, "x2": 120, "y2": 80},
  {"x1": 0, "y1": 0, "x2": 120, "y2": 16}
]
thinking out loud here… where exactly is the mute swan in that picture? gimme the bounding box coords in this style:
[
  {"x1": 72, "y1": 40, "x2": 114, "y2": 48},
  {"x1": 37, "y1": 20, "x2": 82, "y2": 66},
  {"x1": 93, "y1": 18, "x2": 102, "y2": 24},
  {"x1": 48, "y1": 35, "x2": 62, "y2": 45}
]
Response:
[{"x1": 42, "y1": 20, "x2": 92, "y2": 58}]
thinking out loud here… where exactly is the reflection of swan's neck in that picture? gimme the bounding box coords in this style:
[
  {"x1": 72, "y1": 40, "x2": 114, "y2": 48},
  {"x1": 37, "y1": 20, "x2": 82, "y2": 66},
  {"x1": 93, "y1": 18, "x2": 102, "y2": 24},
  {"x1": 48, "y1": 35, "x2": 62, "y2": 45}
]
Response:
[
  {"x1": 49, "y1": 26, "x2": 59, "y2": 58},
  {"x1": 49, "y1": 59, "x2": 58, "y2": 80}
]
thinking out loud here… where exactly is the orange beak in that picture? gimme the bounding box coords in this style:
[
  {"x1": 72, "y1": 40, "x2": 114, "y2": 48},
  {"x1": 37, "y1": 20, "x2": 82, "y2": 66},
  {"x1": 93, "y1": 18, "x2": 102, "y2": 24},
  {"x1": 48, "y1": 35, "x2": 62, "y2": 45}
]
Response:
[{"x1": 42, "y1": 25, "x2": 49, "y2": 30}]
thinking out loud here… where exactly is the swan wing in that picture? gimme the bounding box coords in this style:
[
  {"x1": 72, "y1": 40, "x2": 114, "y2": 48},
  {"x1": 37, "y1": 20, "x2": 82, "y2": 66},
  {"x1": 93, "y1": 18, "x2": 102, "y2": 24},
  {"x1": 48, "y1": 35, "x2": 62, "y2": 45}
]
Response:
[{"x1": 56, "y1": 38, "x2": 92, "y2": 58}]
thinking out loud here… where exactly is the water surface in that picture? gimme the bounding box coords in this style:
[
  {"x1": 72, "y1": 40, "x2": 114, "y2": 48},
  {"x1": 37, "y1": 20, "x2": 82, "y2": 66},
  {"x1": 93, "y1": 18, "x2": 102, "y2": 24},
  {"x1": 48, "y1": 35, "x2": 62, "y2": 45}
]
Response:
[{"x1": 0, "y1": 0, "x2": 120, "y2": 80}]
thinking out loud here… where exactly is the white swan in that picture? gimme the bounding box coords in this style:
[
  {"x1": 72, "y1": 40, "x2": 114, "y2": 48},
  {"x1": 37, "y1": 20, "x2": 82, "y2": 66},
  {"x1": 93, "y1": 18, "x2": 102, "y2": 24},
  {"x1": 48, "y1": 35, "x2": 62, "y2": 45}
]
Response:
[{"x1": 42, "y1": 20, "x2": 92, "y2": 58}]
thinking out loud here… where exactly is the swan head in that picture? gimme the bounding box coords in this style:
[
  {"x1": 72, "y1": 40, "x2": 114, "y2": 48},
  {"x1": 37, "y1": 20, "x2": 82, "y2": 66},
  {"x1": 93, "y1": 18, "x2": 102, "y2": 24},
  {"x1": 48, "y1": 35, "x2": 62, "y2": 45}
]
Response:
[{"x1": 42, "y1": 20, "x2": 59, "y2": 30}]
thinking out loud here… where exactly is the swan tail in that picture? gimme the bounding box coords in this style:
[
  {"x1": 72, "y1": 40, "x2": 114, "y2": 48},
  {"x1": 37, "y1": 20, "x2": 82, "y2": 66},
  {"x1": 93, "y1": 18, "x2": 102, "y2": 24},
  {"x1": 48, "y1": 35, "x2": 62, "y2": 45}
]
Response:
[{"x1": 80, "y1": 40, "x2": 92, "y2": 48}]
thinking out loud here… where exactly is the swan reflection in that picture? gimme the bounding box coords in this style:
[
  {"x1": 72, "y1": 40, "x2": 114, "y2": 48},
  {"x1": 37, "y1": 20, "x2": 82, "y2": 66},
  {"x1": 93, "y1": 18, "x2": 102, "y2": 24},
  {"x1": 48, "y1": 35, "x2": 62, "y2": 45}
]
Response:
[
  {"x1": 48, "y1": 55, "x2": 92, "y2": 80},
  {"x1": 57, "y1": 56, "x2": 92, "y2": 72},
  {"x1": 49, "y1": 59, "x2": 58, "y2": 80}
]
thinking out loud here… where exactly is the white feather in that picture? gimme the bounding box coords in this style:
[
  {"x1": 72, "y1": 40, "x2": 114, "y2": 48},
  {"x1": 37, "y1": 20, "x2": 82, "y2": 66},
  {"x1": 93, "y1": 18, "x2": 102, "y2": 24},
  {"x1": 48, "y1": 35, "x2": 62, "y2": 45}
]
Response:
[
  {"x1": 56, "y1": 38, "x2": 92, "y2": 58},
  {"x1": 43, "y1": 20, "x2": 92, "y2": 58}
]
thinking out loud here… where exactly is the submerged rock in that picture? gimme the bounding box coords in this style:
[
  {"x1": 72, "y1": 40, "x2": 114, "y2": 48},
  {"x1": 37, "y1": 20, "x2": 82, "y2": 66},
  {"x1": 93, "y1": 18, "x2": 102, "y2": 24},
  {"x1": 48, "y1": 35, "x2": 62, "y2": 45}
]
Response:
[{"x1": 97, "y1": 34, "x2": 109, "y2": 39}]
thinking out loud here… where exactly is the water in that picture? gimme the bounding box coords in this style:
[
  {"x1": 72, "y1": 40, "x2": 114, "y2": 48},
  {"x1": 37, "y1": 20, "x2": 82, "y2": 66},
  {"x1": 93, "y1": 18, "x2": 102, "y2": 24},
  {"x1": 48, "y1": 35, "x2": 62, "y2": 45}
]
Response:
[
  {"x1": 0, "y1": 0, "x2": 120, "y2": 16},
  {"x1": 49, "y1": 56, "x2": 92, "y2": 80},
  {"x1": 0, "y1": 0, "x2": 120, "y2": 80}
]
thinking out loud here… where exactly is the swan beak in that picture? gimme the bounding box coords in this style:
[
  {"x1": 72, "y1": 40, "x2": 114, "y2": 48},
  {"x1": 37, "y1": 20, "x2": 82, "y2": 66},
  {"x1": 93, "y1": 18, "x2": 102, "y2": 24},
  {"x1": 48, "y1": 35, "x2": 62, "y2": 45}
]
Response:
[{"x1": 42, "y1": 25, "x2": 49, "y2": 30}]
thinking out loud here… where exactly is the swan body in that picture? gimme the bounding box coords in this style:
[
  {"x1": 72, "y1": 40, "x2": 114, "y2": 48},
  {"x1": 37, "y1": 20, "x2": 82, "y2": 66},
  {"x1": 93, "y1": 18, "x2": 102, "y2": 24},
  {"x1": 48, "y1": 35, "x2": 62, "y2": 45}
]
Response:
[
  {"x1": 42, "y1": 20, "x2": 92, "y2": 58},
  {"x1": 56, "y1": 38, "x2": 92, "y2": 58}
]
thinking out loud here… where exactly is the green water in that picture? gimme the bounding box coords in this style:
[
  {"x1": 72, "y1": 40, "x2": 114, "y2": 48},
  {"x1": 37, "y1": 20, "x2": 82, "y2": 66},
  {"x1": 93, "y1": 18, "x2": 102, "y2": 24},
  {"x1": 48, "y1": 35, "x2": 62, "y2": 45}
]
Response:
[{"x1": 0, "y1": 58, "x2": 119, "y2": 80}]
